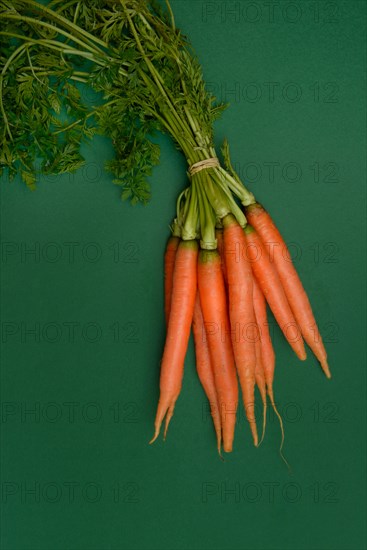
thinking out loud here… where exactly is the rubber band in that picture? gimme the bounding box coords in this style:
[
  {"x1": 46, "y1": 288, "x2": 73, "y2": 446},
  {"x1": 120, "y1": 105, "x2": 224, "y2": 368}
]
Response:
[{"x1": 188, "y1": 157, "x2": 220, "y2": 176}]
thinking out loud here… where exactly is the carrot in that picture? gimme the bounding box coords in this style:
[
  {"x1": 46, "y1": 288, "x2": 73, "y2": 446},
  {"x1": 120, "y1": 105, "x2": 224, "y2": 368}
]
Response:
[
  {"x1": 252, "y1": 277, "x2": 276, "y2": 392},
  {"x1": 253, "y1": 278, "x2": 289, "y2": 468},
  {"x1": 192, "y1": 292, "x2": 222, "y2": 454},
  {"x1": 223, "y1": 214, "x2": 258, "y2": 446},
  {"x1": 254, "y1": 326, "x2": 267, "y2": 446},
  {"x1": 244, "y1": 225, "x2": 307, "y2": 361},
  {"x1": 150, "y1": 239, "x2": 198, "y2": 443},
  {"x1": 246, "y1": 203, "x2": 331, "y2": 378},
  {"x1": 215, "y1": 228, "x2": 227, "y2": 284},
  {"x1": 198, "y1": 249, "x2": 238, "y2": 452},
  {"x1": 164, "y1": 236, "x2": 180, "y2": 325}
]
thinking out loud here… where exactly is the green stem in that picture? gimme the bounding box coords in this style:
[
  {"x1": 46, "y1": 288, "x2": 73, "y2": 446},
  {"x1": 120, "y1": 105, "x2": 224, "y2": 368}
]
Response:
[
  {"x1": 213, "y1": 171, "x2": 247, "y2": 227},
  {"x1": 165, "y1": 0, "x2": 176, "y2": 29},
  {"x1": 175, "y1": 188, "x2": 187, "y2": 221},
  {"x1": 72, "y1": 1, "x2": 81, "y2": 25},
  {"x1": 170, "y1": 218, "x2": 181, "y2": 238},
  {"x1": 1, "y1": 13, "x2": 103, "y2": 57},
  {"x1": 122, "y1": 3, "x2": 192, "y2": 144},
  {"x1": 217, "y1": 167, "x2": 255, "y2": 206},
  {"x1": 196, "y1": 172, "x2": 217, "y2": 249},
  {"x1": 137, "y1": 9, "x2": 211, "y2": 161},
  {"x1": 48, "y1": 0, "x2": 82, "y2": 17},
  {"x1": 69, "y1": 76, "x2": 87, "y2": 83},
  {"x1": 18, "y1": 0, "x2": 108, "y2": 51},
  {"x1": 181, "y1": 179, "x2": 198, "y2": 241},
  {"x1": 127, "y1": 4, "x2": 210, "y2": 163},
  {"x1": 19, "y1": 66, "x2": 89, "y2": 79},
  {"x1": 135, "y1": 69, "x2": 194, "y2": 157},
  {"x1": 0, "y1": 33, "x2": 106, "y2": 66},
  {"x1": 197, "y1": 170, "x2": 230, "y2": 220}
]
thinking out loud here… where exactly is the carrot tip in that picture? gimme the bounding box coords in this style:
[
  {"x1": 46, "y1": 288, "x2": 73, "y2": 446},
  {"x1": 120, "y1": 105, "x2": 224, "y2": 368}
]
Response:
[
  {"x1": 268, "y1": 388, "x2": 293, "y2": 473},
  {"x1": 149, "y1": 433, "x2": 159, "y2": 445},
  {"x1": 216, "y1": 438, "x2": 223, "y2": 459},
  {"x1": 251, "y1": 426, "x2": 259, "y2": 448},
  {"x1": 217, "y1": 441, "x2": 224, "y2": 461},
  {"x1": 163, "y1": 408, "x2": 174, "y2": 440},
  {"x1": 149, "y1": 426, "x2": 161, "y2": 445},
  {"x1": 258, "y1": 400, "x2": 267, "y2": 447},
  {"x1": 321, "y1": 361, "x2": 332, "y2": 379}
]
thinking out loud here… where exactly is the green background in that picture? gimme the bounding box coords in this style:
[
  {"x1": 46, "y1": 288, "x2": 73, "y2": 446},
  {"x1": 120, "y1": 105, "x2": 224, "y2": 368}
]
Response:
[{"x1": 1, "y1": 1, "x2": 366, "y2": 549}]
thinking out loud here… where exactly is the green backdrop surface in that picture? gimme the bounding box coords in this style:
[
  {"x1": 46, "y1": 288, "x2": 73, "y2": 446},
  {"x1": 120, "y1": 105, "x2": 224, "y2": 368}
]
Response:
[{"x1": 0, "y1": 1, "x2": 366, "y2": 549}]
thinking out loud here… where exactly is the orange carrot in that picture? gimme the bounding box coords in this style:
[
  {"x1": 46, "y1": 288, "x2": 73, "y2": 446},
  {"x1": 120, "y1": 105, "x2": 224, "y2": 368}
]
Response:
[
  {"x1": 254, "y1": 325, "x2": 267, "y2": 446},
  {"x1": 244, "y1": 225, "x2": 307, "y2": 361},
  {"x1": 150, "y1": 240, "x2": 198, "y2": 443},
  {"x1": 223, "y1": 214, "x2": 258, "y2": 446},
  {"x1": 192, "y1": 292, "x2": 222, "y2": 454},
  {"x1": 252, "y1": 277, "x2": 275, "y2": 392},
  {"x1": 246, "y1": 203, "x2": 330, "y2": 378},
  {"x1": 198, "y1": 249, "x2": 238, "y2": 452},
  {"x1": 164, "y1": 236, "x2": 180, "y2": 325}
]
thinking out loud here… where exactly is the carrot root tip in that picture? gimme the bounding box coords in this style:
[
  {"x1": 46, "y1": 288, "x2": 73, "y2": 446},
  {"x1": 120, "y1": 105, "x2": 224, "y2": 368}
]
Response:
[
  {"x1": 251, "y1": 425, "x2": 259, "y2": 448},
  {"x1": 217, "y1": 442, "x2": 224, "y2": 461},
  {"x1": 163, "y1": 406, "x2": 175, "y2": 441},
  {"x1": 258, "y1": 400, "x2": 267, "y2": 447},
  {"x1": 149, "y1": 429, "x2": 160, "y2": 445},
  {"x1": 268, "y1": 387, "x2": 293, "y2": 473},
  {"x1": 321, "y1": 360, "x2": 332, "y2": 379}
]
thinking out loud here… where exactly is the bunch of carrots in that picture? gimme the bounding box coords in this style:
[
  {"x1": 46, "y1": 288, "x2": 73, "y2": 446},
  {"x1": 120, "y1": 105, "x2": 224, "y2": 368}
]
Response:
[
  {"x1": 0, "y1": 1, "x2": 331, "y2": 456},
  {"x1": 151, "y1": 200, "x2": 331, "y2": 455}
]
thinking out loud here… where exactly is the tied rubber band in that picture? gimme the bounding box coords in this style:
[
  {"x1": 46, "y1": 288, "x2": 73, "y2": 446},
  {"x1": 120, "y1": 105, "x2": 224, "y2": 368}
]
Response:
[{"x1": 189, "y1": 157, "x2": 220, "y2": 176}]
